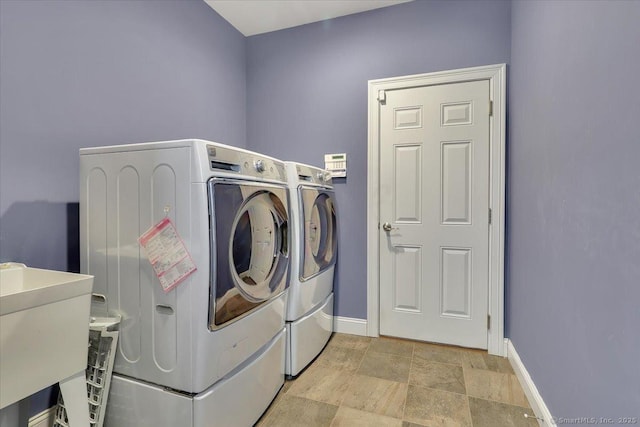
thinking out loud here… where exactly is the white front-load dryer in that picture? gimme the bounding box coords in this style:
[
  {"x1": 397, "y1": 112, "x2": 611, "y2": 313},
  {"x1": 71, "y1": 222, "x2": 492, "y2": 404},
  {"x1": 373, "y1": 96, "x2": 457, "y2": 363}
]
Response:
[
  {"x1": 80, "y1": 139, "x2": 290, "y2": 426},
  {"x1": 283, "y1": 161, "x2": 338, "y2": 377}
]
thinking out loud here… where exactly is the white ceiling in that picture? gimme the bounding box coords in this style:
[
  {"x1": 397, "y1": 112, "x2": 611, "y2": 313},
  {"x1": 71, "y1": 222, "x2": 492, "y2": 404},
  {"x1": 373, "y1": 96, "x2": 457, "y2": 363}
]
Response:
[{"x1": 204, "y1": 0, "x2": 413, "y2": 37}]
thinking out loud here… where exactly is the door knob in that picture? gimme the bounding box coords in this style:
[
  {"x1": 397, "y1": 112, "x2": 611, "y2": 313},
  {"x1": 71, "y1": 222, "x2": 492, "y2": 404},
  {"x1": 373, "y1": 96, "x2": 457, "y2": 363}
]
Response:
[{"x1": 382, "y1": 222, "x2": 397, "y2": 232}]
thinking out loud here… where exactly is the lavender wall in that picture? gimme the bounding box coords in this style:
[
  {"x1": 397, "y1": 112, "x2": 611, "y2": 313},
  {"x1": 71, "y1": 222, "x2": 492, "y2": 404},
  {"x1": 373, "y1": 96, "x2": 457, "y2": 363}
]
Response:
[
  {"x1": 0, "y1": 0, "x2": 245, "y2": 414},
  {"x1": 246, "y1": 0, "x2": 511, "y2": 319},
  {"x1": 0, "y1": 0, "x2": 246, "y2": 268},
  {"x1": 508, "y1": 0, "x2": 640, "y2": 419}
]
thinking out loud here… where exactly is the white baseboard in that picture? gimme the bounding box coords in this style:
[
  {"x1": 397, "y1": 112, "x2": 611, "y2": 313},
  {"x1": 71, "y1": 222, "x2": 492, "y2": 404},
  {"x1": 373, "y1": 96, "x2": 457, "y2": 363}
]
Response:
[
  {"x1": 333, "y1": 316, "x2": 367, "y2": 336},
  {"x1": 506, "y1": 339, "x2": 555, "y2": 427},
  {"x1": 29, "y1": 406, "x2": 55, "y2": 427}
]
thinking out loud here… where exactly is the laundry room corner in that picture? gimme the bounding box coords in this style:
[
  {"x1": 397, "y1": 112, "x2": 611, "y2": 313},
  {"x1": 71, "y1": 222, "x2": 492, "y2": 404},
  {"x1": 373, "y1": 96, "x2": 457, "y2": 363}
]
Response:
[{"x1": 0, "y1": 0, "x2": 247, "y2": 420}]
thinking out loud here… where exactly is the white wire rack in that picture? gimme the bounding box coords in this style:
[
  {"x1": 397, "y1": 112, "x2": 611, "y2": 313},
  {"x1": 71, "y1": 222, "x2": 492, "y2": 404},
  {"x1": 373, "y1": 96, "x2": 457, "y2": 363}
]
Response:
[{"x1": 53, "y1": 316, "x2": 120, "y2": 427}]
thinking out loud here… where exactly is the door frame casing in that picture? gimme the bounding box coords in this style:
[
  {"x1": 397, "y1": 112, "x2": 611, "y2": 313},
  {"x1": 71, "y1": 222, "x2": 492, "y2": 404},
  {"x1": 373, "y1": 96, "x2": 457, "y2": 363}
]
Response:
[{"x1": 366, "y1": 64, "x2": 507, "y2": 356}]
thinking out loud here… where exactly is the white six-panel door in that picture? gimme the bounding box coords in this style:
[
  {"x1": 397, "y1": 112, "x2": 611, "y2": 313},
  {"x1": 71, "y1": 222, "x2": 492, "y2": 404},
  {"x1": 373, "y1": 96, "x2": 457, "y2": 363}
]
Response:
[{"x1": 379, "y1": 80, "x2": 490, "y2": 349}]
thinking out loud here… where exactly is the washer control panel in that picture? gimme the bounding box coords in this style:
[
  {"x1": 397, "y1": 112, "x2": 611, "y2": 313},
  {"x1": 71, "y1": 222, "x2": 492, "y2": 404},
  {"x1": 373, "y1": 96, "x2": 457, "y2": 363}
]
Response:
[{"x1": 206, "y1": 145, "x2": 285, "y2": 181}]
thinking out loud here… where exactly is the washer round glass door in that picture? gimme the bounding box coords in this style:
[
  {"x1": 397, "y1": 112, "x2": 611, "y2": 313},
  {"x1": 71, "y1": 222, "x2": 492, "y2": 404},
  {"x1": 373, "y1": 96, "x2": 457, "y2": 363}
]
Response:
[
  {"x1": 301, "y1": 188, "x2": 337, "y2": 280},
  {"x1": 208, "y1": 180, "x2": 289, "y2": 329},
  {"x1": 230, "y1": 191, "x2": 288, "y2": 301}
]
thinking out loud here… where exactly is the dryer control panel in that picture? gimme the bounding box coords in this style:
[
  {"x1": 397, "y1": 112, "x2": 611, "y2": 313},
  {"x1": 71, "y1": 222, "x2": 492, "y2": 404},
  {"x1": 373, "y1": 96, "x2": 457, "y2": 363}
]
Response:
[{"x1": 295, "y1": 164, "x2": 332, "y2": 187}]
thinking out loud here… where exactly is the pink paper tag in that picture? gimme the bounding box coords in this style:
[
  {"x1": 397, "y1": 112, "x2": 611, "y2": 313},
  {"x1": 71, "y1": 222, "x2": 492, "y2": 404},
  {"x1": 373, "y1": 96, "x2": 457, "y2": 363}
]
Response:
[{"x1": 138, "y1": 217, "x2": 197, "y2": 293}]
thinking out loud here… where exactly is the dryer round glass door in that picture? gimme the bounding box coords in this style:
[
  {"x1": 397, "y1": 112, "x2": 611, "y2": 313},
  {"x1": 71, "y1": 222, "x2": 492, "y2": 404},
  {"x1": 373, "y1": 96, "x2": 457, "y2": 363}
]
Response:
[
  {"x1": 300, "y1": 189, "x2": 337, "y2": 280},
  {"x1": 208, "y1": 180, "x2": 289, "y2": 329}
]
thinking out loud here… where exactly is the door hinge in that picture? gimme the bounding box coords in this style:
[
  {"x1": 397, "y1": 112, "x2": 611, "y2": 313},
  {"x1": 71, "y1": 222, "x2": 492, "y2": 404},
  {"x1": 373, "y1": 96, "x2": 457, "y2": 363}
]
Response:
[
  {"x1": 378, "y1": 90, "x2": 386, "y2": 104},
  {"x1": 489, "y1": 100, "x2": 493, "y2": 117},
  {"x1": 488, "y1": 208, "x2": 492, "y2": 225},
  {"x1": 487, "y1": 314, "x2": 491, "y2": 330}
]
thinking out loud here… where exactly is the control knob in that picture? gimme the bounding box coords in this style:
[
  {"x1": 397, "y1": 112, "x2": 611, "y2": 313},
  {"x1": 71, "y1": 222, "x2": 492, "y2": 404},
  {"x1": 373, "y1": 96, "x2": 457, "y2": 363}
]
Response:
[{"x1": 254, "y1": 159, "x2": 266, "y2": 173}]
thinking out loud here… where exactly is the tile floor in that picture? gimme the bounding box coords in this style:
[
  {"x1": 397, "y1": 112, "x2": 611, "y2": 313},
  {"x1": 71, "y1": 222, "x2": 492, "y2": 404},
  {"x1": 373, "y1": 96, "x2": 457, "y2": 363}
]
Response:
[{"x1": 256, "y1": 333, "x2": 539, "y2": 427}]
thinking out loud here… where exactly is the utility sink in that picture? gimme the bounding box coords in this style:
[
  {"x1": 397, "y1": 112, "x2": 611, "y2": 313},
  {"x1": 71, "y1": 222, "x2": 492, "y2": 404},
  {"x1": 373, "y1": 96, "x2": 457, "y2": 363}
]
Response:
[{"x1": 0, "y1": 263, "x2": 93, "y2": 412}]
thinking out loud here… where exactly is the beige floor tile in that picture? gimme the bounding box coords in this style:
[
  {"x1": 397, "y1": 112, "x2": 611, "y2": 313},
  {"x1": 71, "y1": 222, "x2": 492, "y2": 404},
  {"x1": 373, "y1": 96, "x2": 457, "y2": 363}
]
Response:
[
  {"x1": 369, "y1": 336, "x2": 415, "y2": 357},
  {"x1": 287, "y1": 363, "x2": 354, "y2": 405},
  {"x1": 468, "y1": 397, "x2": 538, "y2": 427},
  {"x1": 330, "y1": 406, "x2": 403, "y2": 427},
  {"x1": 403, "y1": 385, "x2": 472, "y2": 427},
  {"x1": 255, "y1": 384, "x2": 287, "y2": 425},
  {"x1": 327, "y1": 333, "x2": 372, "y2": 351},
  {"x1": 258, "y1": 395, "x2": 338, "y2": 427},
  {"x1": 409, "y1": 358, "x2": 466, "y2": 395},
  {"x1": 413, "y1": 342, "x2": 466, "y2": 366},
  {"x1": 463, "y1": 351, "x2": 514, "y2": 374},
  {"x1": 358, "y1": 351, "x2": 411, "y2": 383},
  {"x1": 261, "y1": 334, "x2": 533, "y2": 426},
  {"x1": 315, "y1": 345, "x2": 367, "y2": 372},
  {"x1": 341, "y1": 374, "x2": 408, "y2": 419},
  {"x1": 464, "y1": 368, "x2": 530, "y2": 408},
  {"x1": 282, "y1": 378, "x2": 294, "y2": 393}
]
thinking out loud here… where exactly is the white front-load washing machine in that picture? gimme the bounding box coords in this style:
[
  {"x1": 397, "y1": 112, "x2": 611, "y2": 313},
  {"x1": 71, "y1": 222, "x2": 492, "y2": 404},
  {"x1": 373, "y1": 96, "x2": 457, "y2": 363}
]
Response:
[
  {"x1": 80, "y1": 139, "x2": 290, "y2": 426},
  {"x1": 283, "y1": 162, "x2": 338, "y2": 377}
]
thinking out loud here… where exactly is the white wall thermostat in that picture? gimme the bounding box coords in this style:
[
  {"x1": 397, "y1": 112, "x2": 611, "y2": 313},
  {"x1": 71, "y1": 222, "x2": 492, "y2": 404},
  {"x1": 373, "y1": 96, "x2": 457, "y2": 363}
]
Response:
[{"x1": 324, "y1": 153, "x2": 347, "y2": 178}]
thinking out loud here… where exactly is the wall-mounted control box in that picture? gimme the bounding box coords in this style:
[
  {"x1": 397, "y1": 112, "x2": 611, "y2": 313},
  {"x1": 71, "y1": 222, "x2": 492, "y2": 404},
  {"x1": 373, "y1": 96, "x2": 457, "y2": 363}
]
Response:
[{"x1": 324, "y1": 153, "x2": 347, "y2": 178}]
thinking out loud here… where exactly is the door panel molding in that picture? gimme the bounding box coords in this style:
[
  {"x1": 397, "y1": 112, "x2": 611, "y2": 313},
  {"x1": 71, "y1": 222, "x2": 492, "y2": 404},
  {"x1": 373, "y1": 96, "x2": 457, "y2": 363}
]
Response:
[{"x1": 367, "y1": 64, "x2": 506, "y2": 356}]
